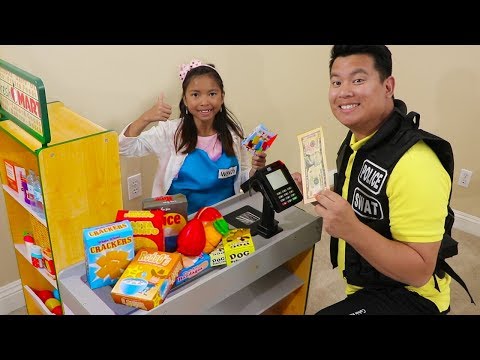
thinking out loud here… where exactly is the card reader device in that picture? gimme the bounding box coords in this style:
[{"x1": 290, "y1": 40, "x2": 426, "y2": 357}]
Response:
[{"x1": 224, "y1": 160, "x2": 303, "y2": 238}]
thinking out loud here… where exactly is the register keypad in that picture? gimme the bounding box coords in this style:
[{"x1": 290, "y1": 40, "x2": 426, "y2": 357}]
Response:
[{"x1": 277, "y1": 186, "x2": 298, "y2": 206}]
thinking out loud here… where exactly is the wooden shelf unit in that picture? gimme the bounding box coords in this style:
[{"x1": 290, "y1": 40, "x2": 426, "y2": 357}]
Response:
[{"x1": 0, "y1": 101, "x2": 123, "y2": 315}]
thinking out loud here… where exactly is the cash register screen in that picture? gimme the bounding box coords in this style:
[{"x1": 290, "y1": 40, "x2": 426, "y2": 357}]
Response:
[{"x1": 266, "y1": 169, "x2": 288, "y2": 190}]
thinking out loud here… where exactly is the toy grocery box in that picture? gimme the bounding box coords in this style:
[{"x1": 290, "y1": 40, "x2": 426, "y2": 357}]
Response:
[
  {"x1": 174, "y1": 252, "x2": 211, "y2": 287},
  {"x1": 142, "y1": 194, "x2": 188, "y2": 252},
  {"x1": 210, "y1": 243, "x2": 226, "y2": 267},
  {"x1": 116, "y1": 209, "x2": 165, "y2": 253},
  {"x1": 83, "y1": 220, "x2": 135, "y2": 290},
  {"x1": 222, "y1": 228, "x2": 256, "y2": 266},
  {"x1": 4, "y1": 159, "x2": 19, "y2": 193},
  {"x1": 111, "y1": 248, "x2": 183, "y2": 311},
  {"x1": 210, "y1": 228, "x2": 256, "y2": 266}
]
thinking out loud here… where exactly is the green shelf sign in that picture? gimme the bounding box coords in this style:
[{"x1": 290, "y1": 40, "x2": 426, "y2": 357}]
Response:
[{"x1": 0, "y1": 58, "x2": 51, "y2": 145}]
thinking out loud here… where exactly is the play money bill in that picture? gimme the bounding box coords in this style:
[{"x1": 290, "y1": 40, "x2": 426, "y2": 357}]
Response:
[{"x1": 297, "y1": 127, "x2": 329, "y2": 203}]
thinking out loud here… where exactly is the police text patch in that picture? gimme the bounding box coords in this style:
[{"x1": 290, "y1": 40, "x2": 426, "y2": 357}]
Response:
[{"x1": 358, "y1": 159, "x2": 387, "y2": 195}]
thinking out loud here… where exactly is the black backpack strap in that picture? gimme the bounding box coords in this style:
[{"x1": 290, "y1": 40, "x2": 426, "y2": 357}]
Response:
[
  {"x1": 330, "y1": 172, "x2": 340, "y2": 268},
  {"x1": 438, "y1": 259, "x2": 476, "y2": 305},
  {"x1": 330, "y1": 135, "x2": 352, "y2": 269}
]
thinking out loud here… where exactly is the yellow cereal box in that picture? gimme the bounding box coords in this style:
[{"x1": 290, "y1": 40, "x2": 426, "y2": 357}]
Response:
[
  {"x1": 83, "y1": 220, "x2": 135, "y2": 290},
  {"x1": 111, "y1": 248, "x2": 183, "y2": 311},
  {"x1": 116, "y1": 209, "x2": 165, "y2": 253}
]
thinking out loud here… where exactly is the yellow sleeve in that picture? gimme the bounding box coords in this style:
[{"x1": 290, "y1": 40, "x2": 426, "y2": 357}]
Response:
[{"x1": 387, "y1": 140, "x2": 451, "y2": 243}]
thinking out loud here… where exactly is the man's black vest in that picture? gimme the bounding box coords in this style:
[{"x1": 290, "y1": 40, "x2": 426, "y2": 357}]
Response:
[{"x1": 330, "y1": 99, "x2": 474, "y2": 303}]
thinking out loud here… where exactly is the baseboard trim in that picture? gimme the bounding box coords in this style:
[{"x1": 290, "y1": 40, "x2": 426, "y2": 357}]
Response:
[
  {"x1": 453, "y1": 209, "x2": 480, "y2": 237},
  {"x1": 0, "y1": 279, "x2": 25, "y2": 315}
]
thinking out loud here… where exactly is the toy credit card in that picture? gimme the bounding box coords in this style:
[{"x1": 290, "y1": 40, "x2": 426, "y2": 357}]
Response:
[{"x1": 242, "y1": 124, "x2": 277, "y2": 154}]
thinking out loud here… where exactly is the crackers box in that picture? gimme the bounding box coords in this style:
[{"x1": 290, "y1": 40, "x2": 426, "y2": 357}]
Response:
[
  {"x1": 83, "y1": 220, "x2": 135, "y2": 290},
  {"x1": 116, "y1": 209, "x2": 165, "y2": 253},
  {"x1": 111, "y1": 249, "x2": 183, "y2": 311},
  {"x1": 142, "y1": 194, "x2": 188, "y2": 253}
]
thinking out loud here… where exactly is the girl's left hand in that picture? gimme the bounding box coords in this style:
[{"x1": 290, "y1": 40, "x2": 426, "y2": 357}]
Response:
[{"x1": 251, "y1": 151, "x2": 267, "y2": 171}]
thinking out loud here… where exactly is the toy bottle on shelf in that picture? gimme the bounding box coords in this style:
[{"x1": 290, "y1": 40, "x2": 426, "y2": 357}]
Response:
[
  {"x1": 30, "y1": 245, "x2": 44, "y2": 269},
  {"x1": 20, "y1": 171, "x2": 30, "y2": 206},
  {"x1": 42, "y1": 247, "x2": 56, "y2": 279},
  {"x1": 23, "y1": 231, "x2": 35, "y2": 259},
  {"x1": 26, "y1": 169, "x2": 37, "y2": 211},
  {"x1": 32, "y1": 174, "x2": 45, "y2": 218}
]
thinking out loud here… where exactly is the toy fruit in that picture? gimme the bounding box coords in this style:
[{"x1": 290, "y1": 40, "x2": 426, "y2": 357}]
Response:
[
  {"x1": 195, "y1": 206, "x2": 230, "y2": 236},
  {"x1": 53, "y1": 289, "x2": 61, "y2": 300},
  {"x1": 203, "y1": 223, "x2": 223, "y2": 254},
  {"x1": 213, "y1": 218, "x2": 229, "y2": 236},
  {"x1": 194, "y1": 207, "x2": 223, "y2": 222},
  {"x1": 45, "y1": 297, "x2": 63, "y2": 315},
  {"x1": 177, "y1": 218, "x2": 206, "y2": 256},
  {"x1": 23, "y1": 232, "x2": 34, "y2": 244},
  {"x1": 33, "y1": 289, "x2": 54, "y2": 303}
]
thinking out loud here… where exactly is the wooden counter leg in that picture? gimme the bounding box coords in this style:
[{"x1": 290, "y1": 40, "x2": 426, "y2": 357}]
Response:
[{"x1": 264, "y1": 247, "x2": 315, "y2": 315}]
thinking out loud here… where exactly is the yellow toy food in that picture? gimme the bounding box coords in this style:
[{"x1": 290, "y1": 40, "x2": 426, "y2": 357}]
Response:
[
  {"x1": 203, "y1": 223, "x2": 222, "y2": 254},
  {"x1": 194, "y1": 206, "x2": 230, "y2": 254}
]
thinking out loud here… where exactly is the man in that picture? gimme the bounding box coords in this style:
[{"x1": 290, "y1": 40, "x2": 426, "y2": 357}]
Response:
[{"x1": 297, "y1": 45, "x2": 454, "y2": 315}]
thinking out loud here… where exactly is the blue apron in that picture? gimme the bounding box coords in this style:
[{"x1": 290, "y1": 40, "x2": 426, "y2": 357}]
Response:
[{"x1": 167, "y1": 149, "x2": 238, "y2": 215}]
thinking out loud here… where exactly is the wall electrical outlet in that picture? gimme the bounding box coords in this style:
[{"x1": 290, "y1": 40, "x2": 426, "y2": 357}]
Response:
[
  {"x1": 458, "y1": 169, "x2": 473, "y2": 188},
  {"x1": 127, "y1": 173, "x2": 143, "y2": 200}
]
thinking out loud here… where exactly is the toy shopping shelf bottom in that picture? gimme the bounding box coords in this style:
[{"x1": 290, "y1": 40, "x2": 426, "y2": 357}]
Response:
[
  {"x1": 59, "y1": 192, "x2": 323, "y2": 315},
  {"x1": 80, "y1": 275, "x2": 137, "y2": 315},
  {"x1": 79, "y1": 264, "x2": 217, "y2": 315}
]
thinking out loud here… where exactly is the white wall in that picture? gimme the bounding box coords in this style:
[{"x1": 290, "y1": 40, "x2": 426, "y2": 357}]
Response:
[{"x1": 1, "y1": 45, "x2": 479, "y2": 290}]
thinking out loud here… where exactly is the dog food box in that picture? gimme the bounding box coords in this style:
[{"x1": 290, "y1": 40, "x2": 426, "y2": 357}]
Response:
[
  {"x1": 116, "y1": 210, "x2": 165, "y2": 253},
  {"x1": 209, "y1": 243, "x2": 226, "y2": 267},
  {"x1": 222, "y1": 228, "x2": 256, "y2": 266},
  {"x1": 111, "y1": 248, "x2": 183, "y2": 311},
  {"x1": 142, "y1": 194, "x2": 188, "y2": 253},
  {"x1": 83, "y1": 220, "x2": 135, "y2": 290}
]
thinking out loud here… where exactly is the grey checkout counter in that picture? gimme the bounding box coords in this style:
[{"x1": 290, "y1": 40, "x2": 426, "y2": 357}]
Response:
[{"x1": 58, "y1": 190, "x2": 323, "y2": 315}]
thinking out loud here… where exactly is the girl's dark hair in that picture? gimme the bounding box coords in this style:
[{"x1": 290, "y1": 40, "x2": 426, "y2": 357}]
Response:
[
  {"x1": 175, "y1": 64, "x2": 244, "y2": 156},
  {"x1": 329, "y1": 45, "x2": 393, "y2": 82}
]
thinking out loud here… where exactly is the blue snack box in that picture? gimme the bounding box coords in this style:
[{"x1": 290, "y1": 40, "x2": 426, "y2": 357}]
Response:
[
  {"x1": 83, "y1": 220, "x2": 135, "y2": 290},
  {"x1": 174, "y1": 252, "x2": 211, "y2": 287}
]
